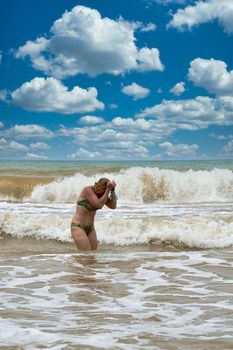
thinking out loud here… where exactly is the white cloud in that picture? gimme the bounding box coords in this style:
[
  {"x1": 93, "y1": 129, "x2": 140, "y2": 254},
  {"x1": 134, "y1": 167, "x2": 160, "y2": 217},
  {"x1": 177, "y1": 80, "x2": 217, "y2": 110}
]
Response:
[
  {"x1": 112, "y1": 117, "x2": 152, "y2": 130},
  {"x1": 138, "y1": 95, "x2": 233, "y2": 130},
  {"x1": 32, "y1": 89, "x2": 233, "y2": 160},
  {"x1": 1, "y1": 124, "x2": 54, "y2": 140},
  {"x1": 0, "y1": 90, "x2": 9, "y2": 102},
  {"x1": 188, "y1": 58, "x2": 233, "y2": 96},
  {"x1": 136, "y1": 48, "x2": 164, "y2": 72},
  {"x1": 154, "y1": 0, "x2": 188, "y2": 5},
  {"x1": 210, "y1": 133, "x2": 233, "y2": 141},
  {"x1": 0, "y1": 121, "x2": 4, "y2": 128},
  {"x1": 11, "y1": 77, "x2": 104, "y2": 114},
  {"x1": 155, "y1": 0, "x2": 188, "y2": 4},
  {"x1": 221, "y1": 140, "x2": 233, "y2": 155},
  {"x1": 68, "y1": 148, "x2": 102, "y2": 159},
  {"x1": 79, "y1": 115, "x2": 105, "y2": 124},
  {"x1": 30, "y1": 142, "x2": 50, "y2": 150},
  {"x1": 0, "y1": 137, "x2": 28, "y2": 154},
  {"x1": 7, "y1": 141, "x2": 28, "y2": 152},
  {"x1": 209, "y1": 133, "x2": 227, "y2": 140},
  {"x1": 168, "y1": 0, "x2": 233, "y2": 34},
  {"x1": 170, "y1": 81, "x2": 185, "y2": 96},
  {"x1": 59, "y1": 116, "x2": 170, "y2": 160},
  {"x1": 67, "y1": 141, "x2": 149, "y2": 159},
  {"x1": 26, "y1": 153, "x2": 48, "y2": 159},
  {"x1": 109, "y1": 103, "x2": 118, "y2": 109},
  {"x1": 122, "y1": 82, "x2": 150, "y2": 100},
  {"x1": 140, "y1": 23, "x2": 157, "y2": 32},
  {"x1": 16, "y1": 5, "x2": 164, "y2": 78},
  {"x1": 159, "y1": 141, "x2": 198, "y2": 156},
  {"x1": 58, "y1": 88, "x2": 233, "y2": 159}
]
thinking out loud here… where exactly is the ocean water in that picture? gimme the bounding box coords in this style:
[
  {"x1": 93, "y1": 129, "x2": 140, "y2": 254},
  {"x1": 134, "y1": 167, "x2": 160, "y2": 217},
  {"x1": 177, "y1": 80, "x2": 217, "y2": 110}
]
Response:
[{"x1": 0, "y1": 159, "x2": 233, "y2": 349}]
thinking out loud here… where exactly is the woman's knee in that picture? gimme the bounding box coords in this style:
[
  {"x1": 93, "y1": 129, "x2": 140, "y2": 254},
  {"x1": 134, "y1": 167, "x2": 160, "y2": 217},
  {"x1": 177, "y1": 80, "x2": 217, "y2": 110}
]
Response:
[{"x1": 76, "y1": 240, "x2": 92, "y2": 251}]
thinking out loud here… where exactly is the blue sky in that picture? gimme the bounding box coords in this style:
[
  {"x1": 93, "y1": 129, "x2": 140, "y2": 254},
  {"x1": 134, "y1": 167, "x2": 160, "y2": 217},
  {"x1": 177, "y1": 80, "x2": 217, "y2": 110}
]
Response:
[{"x1": 0, "y1": 0, "x2": 233, "y2": 160}]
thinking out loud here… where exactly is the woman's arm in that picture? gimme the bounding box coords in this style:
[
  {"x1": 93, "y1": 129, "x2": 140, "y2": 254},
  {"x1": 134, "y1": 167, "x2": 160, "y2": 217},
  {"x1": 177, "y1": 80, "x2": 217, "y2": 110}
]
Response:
[
  {"x1": 105, "y1": 189, "x2": 117, "y2": 209},
  {"x1": 85, "y1": 182, "x2": 113, "y2": 208}
]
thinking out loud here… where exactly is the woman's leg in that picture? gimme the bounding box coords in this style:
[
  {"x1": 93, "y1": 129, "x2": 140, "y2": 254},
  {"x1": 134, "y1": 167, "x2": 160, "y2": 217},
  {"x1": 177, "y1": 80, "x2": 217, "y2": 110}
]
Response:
[
  {"x1": 88, "y1": 228, "x2": 98, "y2": 250},
  {"x1": 71, "y1": 227, "x2": 91, "y2": 251}
]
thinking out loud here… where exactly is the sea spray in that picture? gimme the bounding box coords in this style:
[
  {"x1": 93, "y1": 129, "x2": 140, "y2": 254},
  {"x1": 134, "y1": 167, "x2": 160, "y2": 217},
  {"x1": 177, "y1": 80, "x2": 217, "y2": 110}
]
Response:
[{"x1": 28, "y1": 167, "x2": 233, "y2": 203}]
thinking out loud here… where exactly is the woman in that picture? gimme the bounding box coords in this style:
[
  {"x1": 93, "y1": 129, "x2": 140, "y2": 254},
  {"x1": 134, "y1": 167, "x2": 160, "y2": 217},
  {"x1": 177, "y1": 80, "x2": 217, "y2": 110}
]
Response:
[{"x1": 71, "y1": 178, "x2": 117, "y2": 251}]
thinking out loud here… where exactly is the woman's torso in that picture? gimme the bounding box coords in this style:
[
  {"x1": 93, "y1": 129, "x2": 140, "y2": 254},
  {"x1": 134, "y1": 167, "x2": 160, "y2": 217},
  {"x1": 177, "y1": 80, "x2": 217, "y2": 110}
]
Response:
[{"x1": 72, "y1": 186, "x2": 97, "y2": 226}]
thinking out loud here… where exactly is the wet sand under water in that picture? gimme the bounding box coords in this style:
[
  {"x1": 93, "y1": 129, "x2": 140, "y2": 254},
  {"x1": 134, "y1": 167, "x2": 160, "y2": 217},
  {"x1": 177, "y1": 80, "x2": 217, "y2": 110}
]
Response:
[{"x1": 0, "y1": 236, "x2": 233, "y2": 350}]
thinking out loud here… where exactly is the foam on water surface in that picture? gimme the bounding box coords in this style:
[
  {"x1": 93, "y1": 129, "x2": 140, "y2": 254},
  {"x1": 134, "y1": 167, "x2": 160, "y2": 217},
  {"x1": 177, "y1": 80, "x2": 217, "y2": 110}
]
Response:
[
  {"x1": 1, "y1": 200, "x2": 233, "y2": 248},
  {"x1": 0, "y1": 250, "x2": 233, "y2": 350}
]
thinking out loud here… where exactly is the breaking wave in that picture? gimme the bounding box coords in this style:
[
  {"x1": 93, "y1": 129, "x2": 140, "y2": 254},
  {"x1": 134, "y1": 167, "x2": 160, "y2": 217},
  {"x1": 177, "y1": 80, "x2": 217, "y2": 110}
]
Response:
[{"x1": 28, "y1": 167, "x2": 233, "y2": 204}]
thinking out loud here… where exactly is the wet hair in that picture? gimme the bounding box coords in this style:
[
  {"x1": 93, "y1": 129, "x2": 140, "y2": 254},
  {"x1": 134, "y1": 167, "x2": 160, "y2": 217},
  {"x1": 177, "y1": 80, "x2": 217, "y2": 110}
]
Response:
[
  {"x1": 94, "y1": 178, "x2": 109, "y2": 198},
  {"x1": 97, "y1": 178, "x2": 109, "y2": 187}
]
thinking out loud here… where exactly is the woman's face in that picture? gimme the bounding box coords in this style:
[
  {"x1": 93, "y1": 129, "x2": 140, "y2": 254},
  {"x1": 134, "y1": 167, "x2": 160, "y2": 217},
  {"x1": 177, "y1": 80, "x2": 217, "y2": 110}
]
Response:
[{"x1": 95, "y1": 180, "x2": 108, "y2": 196}]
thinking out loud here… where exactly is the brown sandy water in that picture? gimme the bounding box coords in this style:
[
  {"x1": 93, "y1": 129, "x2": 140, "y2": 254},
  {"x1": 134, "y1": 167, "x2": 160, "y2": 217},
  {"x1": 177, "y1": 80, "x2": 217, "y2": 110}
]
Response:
[
  {"x1": 0, "y1": 238, "x2": 233, "y2": 350},
  {"x1": 0, "y1": 176, "x2": 54, "y2": 200}
]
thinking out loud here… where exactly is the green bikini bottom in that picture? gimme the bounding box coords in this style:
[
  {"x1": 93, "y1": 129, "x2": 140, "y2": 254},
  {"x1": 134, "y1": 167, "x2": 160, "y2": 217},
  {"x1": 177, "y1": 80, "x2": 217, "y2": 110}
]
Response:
[{"x1": 71, "y1": 222, "x2": 93, "y2": 236}]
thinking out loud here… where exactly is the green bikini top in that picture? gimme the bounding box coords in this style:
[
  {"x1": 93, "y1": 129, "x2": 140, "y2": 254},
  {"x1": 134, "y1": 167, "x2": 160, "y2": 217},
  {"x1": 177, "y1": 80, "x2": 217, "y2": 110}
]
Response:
[{"x1": 77, "y1": 199, "x2": 99, "y2": 211}]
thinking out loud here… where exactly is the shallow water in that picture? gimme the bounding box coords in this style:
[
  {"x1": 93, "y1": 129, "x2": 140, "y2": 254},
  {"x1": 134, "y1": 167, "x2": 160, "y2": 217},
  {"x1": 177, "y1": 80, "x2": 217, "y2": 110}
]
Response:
[
  {"x1": 1, "y1": 160, "x2": 233, "y2": 349},
  {"x1": 0, "y1": 245, "x2": 233, "y2": 350}
]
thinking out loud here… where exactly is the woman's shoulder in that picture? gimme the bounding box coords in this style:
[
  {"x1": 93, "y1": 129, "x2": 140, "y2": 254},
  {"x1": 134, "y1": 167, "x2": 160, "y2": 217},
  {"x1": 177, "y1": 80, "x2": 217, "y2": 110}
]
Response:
[{"x1": 82, "y1": 186, "x2": 94, "y2": 195}]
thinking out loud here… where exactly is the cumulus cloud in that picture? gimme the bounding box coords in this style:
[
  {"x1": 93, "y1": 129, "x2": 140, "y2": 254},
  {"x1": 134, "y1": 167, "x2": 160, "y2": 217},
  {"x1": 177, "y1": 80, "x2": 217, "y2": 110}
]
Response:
[
  {"x1": 221, "y1": 140, "x2": 233, "y2": 155},
  {"x1": 222, "y1": 140, "x2": 233, "y2": 156},
  {"x1": 79, "y1": 115, "x2": 105, "y2": 124},
  {"x1": 58, "y1": 88, "x2": 233, "y2": 159},
  {"x1": 188, "y1": 58, "x2": 233, "y2": 96},
  {"x1": 1, "y1": 124, "x2": 54, "y2": 140},
  {"x1": 10, "y1": 77, "x2": 104, "y2": 114},
  {"x1": 170, "y1": 81, "x2": 186, "y2": 96},
  {"x1": 0, "y1": 137, "x2": 28, "y2": 154},
  {"x1": 30, "y1": 142, "x2": 50, "y2": 150},
  {"x1": 67, "y1": 141, "x2": 149, "y2": 160},
  {"x1": 122, "y1": 82, "x2": 150, "y2": 100},
  {"x1": 26, "y1": 153, "x2": 48, "y2": 159},
  {"x1": 159, "y1": 141, "x2": 198, "y2": 157},
  {"x1": 59, "y1": 114, "x2": 171, "y2": 160},
  {"x1": 154, "y1": 0, "x2": 188, "y2": 5},
  {"x1": 140, "y1": 23, "x2": 157, "y2": 32},
  {"x1": 209, "y1": 133, "x2": 227, "y2": 140},
  {"x1": 0, "y1": 121, "x2": 4, "y2": 128},
  {"x1": 136, "y1": 48, "x2": 164, "y2": 72},
  {"x1": 0, "y1": 90, "x2": 9, "y2": 102},
  {"x1": 168, "y1": 0, "x2": 233, "y2": 34},
  {"x1": 15, "y1": 5, "x2": 164, "y2": 78},
  {"x1": 112, "y1": 117, "x2": 152, "y2": 130},
  {"x1": 109, "y1": 103, "x2": 118, "y2": 109},
  {"x1": 209, "y1": 133, "x2": 233, "y2": 141},
  {"x1": 68, "y1": 148, "x2": 102, "y2": 159},
  {"x1": 138, "y1": 95, "x2": 233, "y2": 129}
]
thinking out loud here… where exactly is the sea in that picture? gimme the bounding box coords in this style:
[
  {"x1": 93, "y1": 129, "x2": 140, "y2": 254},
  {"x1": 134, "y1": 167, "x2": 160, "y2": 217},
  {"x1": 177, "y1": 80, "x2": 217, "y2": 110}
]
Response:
[{"x1": 0, "y1": 159, "x2": 233, "y2": 350}]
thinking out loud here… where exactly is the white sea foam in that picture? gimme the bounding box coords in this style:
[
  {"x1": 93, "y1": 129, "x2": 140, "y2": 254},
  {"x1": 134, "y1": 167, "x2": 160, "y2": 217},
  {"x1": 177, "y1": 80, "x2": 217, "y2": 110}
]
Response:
[
  {"x1": 1, "y1": 202, "x2": 233, "y2": 248},
  {"x1": 1, "y1": 166, "x2": 233, "y2": 249},
  {"x1": 29, "y1": 167, "x2": 233, "y2": 204}
]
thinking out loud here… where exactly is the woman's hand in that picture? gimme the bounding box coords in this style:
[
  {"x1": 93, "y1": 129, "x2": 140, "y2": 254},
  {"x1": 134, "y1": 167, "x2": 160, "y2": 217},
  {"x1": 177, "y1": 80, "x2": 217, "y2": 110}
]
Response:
[
  {"x1": 106, "y1": 181, "x2": 114, "y2": 191},
  {"x1": 111, "y1": 180, "x2": 116, "y2": 191}
]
